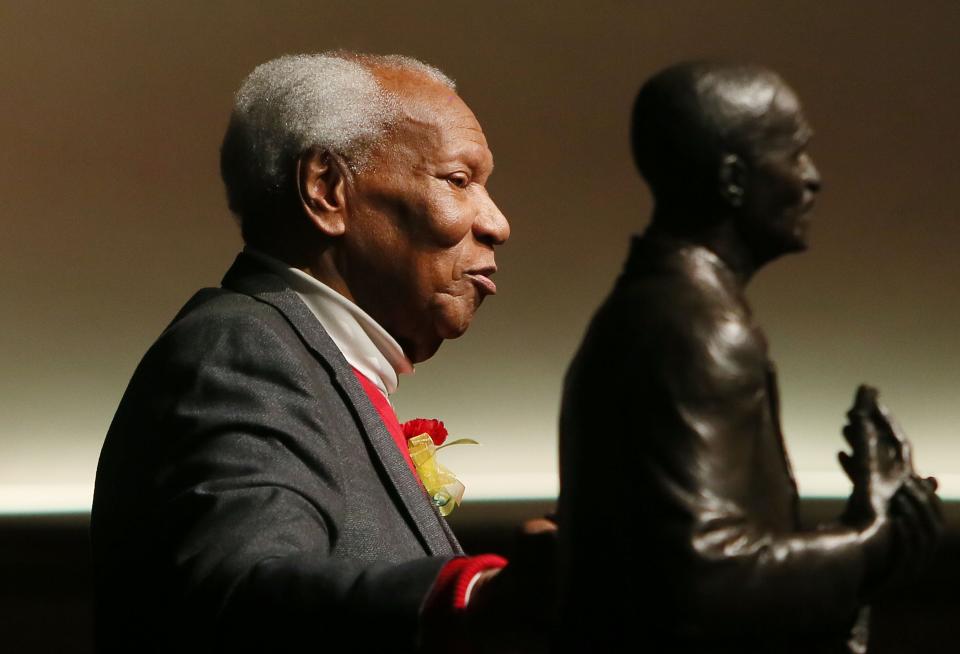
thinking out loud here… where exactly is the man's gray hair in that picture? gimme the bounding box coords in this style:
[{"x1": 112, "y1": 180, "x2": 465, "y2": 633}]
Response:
[{"x1": 220, "y1": 52, "x2": 454, "y2": 244}]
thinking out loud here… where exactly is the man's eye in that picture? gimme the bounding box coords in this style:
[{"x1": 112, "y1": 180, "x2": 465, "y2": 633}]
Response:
[{"x1": 447, "y1": 174, "x2": 470, "y2": 188}]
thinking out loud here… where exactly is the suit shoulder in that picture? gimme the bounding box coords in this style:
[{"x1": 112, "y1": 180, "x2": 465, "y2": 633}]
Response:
[
  {"x1": 168, "y1": 286, "x2": 287, "y2": 328},
  {"x1": 164, "y1": 287, "x2": 294, "y2": 339},
  {"x1": 146, "y1": 287, "x2": 311, "y2": 373}
]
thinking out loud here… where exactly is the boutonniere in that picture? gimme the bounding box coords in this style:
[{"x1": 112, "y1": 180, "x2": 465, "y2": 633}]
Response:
[{"x1": 402, "y1": 418, "x2": 478, "y2": 516}]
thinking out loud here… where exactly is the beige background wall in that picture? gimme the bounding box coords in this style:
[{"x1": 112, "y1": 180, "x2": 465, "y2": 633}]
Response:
[{"x1": 2, "y1": 1, "x2": 958, "y2": 511}]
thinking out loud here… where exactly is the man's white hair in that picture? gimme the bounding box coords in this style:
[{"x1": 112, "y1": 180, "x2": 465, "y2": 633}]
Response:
[{"x1": 220, "y1": 51, "x2": 455, "y2": 241}]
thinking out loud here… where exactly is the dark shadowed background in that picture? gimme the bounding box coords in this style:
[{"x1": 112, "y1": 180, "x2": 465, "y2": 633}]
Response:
[{"x1": 1, "y1": 1, "x2": 958, "y2": 651}]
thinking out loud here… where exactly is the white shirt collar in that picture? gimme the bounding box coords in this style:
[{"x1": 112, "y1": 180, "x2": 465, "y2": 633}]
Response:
[{"x1": 243, "y1": 248, "x2": 414, "y2": 396}]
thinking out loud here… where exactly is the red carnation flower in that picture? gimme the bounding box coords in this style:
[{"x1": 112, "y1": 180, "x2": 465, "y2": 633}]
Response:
[{"x1": 402, "y1": 418, "x2": 448, "y2": 446}]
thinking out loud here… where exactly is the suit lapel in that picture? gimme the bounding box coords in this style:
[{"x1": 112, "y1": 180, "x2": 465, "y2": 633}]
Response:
[{"x1": 222, "y1": 254, "x2": 459, "y2": 556}]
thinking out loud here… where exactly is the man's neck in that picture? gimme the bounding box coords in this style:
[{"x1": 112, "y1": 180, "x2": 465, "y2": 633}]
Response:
[
  {"x1": 254, "y1": 241, "x2": 356, "y2": 302},
  {"x1": 300, "y1": 250, "x2": 356, "y2": 304},
  {"x1": 242, "y1": 247, "x2": 414, "y2": 395}
]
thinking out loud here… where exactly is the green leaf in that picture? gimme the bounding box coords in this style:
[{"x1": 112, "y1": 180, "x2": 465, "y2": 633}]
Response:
[{"x1": 437, "y1": 438, "x2": 480, "y2": 450}]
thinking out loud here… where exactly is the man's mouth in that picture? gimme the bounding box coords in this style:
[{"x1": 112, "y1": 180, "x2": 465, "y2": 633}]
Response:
[{"x1": 465, "y1": 267, "x2": 497, "y2": 296}]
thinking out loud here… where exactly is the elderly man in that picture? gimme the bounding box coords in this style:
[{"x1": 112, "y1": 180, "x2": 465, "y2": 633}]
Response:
[
  {"x1": 92, "y1": 53, "x2": 551, "y2": 654},
  {"x1": 557, "y1": 62, "x2": 942, "y2": 652}
]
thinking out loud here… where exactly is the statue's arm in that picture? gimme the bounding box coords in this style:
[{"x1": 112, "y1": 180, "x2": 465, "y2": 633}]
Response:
[
  {"x1": 649, "y1": 316, "x2": 877, "y2": 639},
  {"x1": 669, "y1": 411, "x2": 940, "y2": 643}
]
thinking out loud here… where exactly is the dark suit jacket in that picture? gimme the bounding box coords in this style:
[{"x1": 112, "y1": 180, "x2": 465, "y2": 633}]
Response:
[
  {"x1": 557, "y1": 233, "x2": 868, "y2": 653},
  {"x1": 92, "y1": 253, "x2": 461, "y2": 653}
]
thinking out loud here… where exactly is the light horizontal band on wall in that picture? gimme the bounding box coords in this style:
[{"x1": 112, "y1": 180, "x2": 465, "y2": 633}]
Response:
[{"x1": 2, "y1": 472, "x2": 960, "y2": 514}]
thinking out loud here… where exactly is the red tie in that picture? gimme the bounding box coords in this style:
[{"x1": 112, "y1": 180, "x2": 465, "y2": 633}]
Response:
[{"x1": 351, "y1": 368, "x2": 420, "y2": 481}]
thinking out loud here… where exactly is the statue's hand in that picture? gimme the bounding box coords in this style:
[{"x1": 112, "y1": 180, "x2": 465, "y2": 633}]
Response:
[
  {"x1": 837, "y1": 385, "x2": 944, "y2": 592},
  {"x1": 885, "y1": 474, "x2": 944, "y2": 584},
  {"x1": 838, "y1": 385, "x2": 912, "y2": 526}
]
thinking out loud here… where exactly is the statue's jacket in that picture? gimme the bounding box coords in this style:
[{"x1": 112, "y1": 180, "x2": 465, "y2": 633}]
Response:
[
  {"x1": 558, "y1": 233, "x2": 867, "y2": 653},
  {"x1": 91, "y1": 253, "x2": 461, "y2": 653}
]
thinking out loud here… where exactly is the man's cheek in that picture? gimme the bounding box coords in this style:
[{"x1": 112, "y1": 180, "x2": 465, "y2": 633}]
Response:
[{"x1": 427, "y1": 201, "x2": 474, "y2": 246}]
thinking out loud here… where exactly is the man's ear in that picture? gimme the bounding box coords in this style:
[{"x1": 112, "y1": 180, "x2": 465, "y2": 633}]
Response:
[
  {"x1": 718, "y1": 153, "x2": 746, "y2": 208},
  {"x1": 297, "y1": 147, "x2": 348, "y2": 237}
]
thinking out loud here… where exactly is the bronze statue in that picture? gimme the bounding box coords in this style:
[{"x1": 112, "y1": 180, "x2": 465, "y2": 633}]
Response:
[{"x1": 556, "y1": 62, "x2": 943, "y2": 653}]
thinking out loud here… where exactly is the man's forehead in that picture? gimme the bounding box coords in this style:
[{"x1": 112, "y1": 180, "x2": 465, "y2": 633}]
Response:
[
  {"x1": 394, "y1": 81, "x2": 479, "y2": 131},
  {"x1": 375, "y1": 67, "x2": 490, "y2": 160},
  {"x1": 373, "y1": 66, "x2": 459, "y2": 115}
]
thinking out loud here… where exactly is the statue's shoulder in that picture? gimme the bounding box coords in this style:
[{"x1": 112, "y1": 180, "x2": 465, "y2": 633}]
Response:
[
  {"x1": 615, "y1": 237, "x2": 746, "y2": 322},
  {"x1": 593, "y1": 238, "x2": 764, "y2": 375}
]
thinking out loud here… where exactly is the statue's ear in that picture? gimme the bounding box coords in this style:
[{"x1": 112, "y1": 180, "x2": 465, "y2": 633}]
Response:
[
  {"x1": 297, "y1": 147, "x2": 348, "y2": 237},
  {"x1": 718, "y1": 153, "x2": 746, "y2": 208}
]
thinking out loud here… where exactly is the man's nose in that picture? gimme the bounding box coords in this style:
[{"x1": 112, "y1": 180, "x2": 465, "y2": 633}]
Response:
[{"x1": 473, "y1": 191, "x2": 510, "y2": 246}]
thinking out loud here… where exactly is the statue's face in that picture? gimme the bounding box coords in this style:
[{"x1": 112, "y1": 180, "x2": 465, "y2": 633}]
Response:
[
  {"x1": 341, "y1": 73, "x2": 510, "y2": 363},
  {"x1": 738, "y1": 85, "x2": 821, "y2": 259}
]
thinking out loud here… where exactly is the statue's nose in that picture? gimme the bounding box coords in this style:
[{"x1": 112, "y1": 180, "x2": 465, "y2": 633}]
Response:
[{"x1": 803, "y1": 155, "x2": 822, "y2": 193}]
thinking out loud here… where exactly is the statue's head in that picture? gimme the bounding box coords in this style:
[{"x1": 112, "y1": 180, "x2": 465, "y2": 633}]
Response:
[{"x1": 632, "y1": 61, "x2": 821, "y2": 262}]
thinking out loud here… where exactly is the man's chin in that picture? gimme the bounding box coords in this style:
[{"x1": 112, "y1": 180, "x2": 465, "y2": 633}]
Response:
[
  {"x1": 408, "y1": 342, "x2": 442, "y2": 364},
  {"x1": 405, "y1": 304, "x2": 478, "y2": 362},
  {"x1": 437, "y1": 301, "x2": 478, "y2": 338},
  {"x1": 405, "y1": 328, "x2": 459, "y2": 365},
  {"x1": 439, "y1": 316, "x2": 473, "y2": 341}
]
